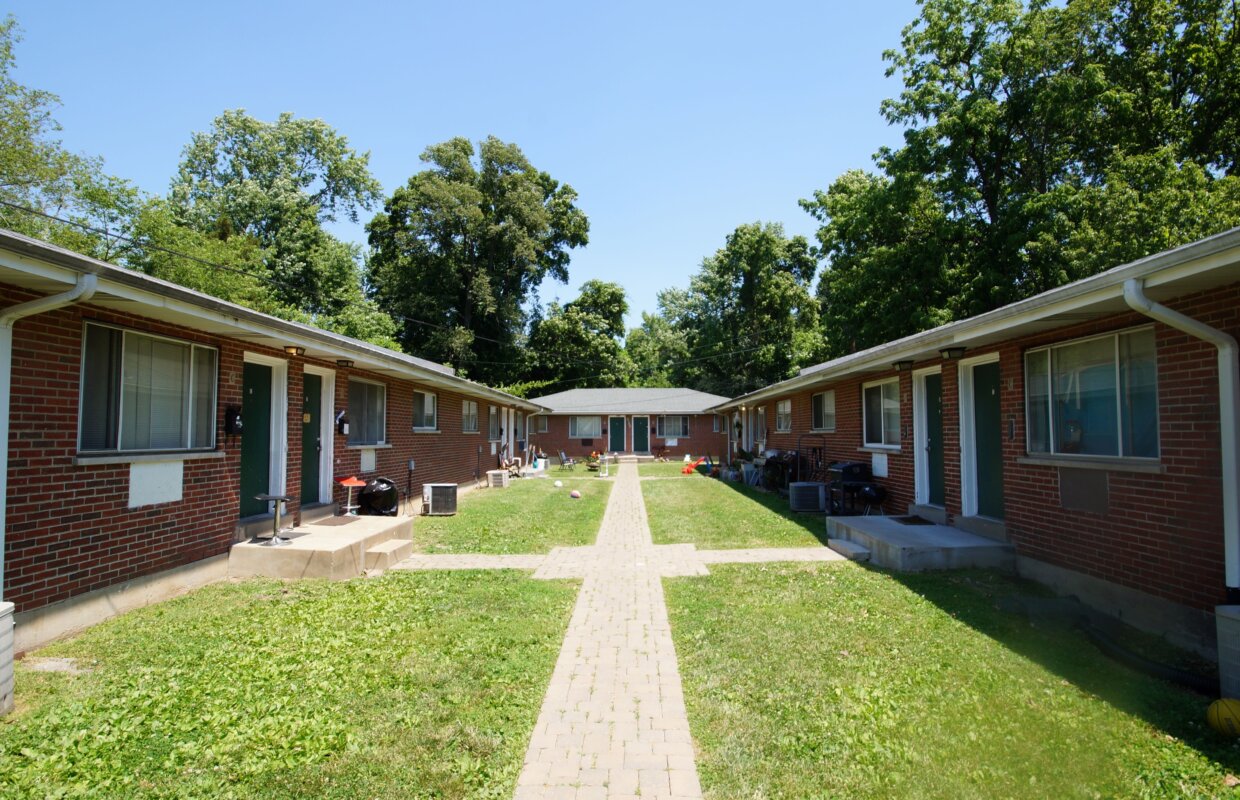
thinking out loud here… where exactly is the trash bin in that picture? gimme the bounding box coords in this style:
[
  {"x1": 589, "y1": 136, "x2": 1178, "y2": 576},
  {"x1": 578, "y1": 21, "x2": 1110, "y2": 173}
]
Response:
[{"x1": 358, "y1": 477, "x2": 399, "y2": 516}]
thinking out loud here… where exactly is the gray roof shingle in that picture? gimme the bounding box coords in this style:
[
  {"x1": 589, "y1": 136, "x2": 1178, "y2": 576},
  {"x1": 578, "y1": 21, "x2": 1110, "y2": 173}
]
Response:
[{"x1": 529, "y1": 388, "x2": 729, "y2": 415}]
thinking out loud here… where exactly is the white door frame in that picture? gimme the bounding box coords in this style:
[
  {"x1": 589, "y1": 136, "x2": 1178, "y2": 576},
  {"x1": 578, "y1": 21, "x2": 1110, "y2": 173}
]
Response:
[
  {"x1": 243, "y1": 352, "x2": 288, "y2": 510},
  {"x1": 302, "y1": 364, "x2": 335, "y2": 505},
  {"x1": 957, "y1": 352, "x2": 1000, "y2": 518},
  {"x1": 912, "y1": 366, "x2": 942, "y2": 506},
  {"x1": 608, "y1": 415, "x2": 627, "y2": 453}
]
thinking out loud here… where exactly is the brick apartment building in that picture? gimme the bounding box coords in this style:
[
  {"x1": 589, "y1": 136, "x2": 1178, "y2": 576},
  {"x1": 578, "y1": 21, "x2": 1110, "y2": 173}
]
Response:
[
  {"x1": 529, "y1": 388, "x2": 729, "y2": 461},
  {"x1": 0, "y1": 230, "x2": 542, "y2": 713},
  {"x1": 710, "y1": 228, "x2": 1240, "y2": 690}
]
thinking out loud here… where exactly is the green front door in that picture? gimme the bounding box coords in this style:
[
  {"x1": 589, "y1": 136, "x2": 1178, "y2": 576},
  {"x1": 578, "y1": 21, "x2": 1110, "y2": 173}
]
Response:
[
  {"x1": 239, "y1": 363, "x2": 272, "y2": 518},
  {"x1": 609, "y1": 416, "x2": 626, "y2": 453},
  {"x1": 973, "y1": 362, "x2": 1005, "y2": 519},
  {"x1": 301, "y1": 372, "x2": 321, "y2": 504},
  {"x1": 925, "y1": 373, "x2": 945, "y2": 506},
  {"x1": 632, "y1": 416, "x2": 649, "y2": 453}
]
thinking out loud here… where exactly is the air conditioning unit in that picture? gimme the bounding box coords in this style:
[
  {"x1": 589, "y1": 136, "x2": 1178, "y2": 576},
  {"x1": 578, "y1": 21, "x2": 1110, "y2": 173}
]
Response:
[
  {"x1": 788, "y1": 482, "x2": 827, "y2": 513},
  {"x1": 422, "y1": 483, "x2": 458, "y2": 516},
  {"x1": 487, "y1": 470, "x2": 510, "y2": 489}
]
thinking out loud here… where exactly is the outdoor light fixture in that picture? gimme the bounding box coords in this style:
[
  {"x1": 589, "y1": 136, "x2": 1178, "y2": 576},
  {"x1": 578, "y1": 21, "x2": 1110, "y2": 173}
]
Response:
[
  {"x1": 939, "y1": 346, "x2": 967, "y2": 361},
  {"x1": 336, "y1": 359, "x2": 354, "y2": 368},
  {"x1": 892, "y1": 359, "x2": 915, "y2": 372},
  {"x1": 284, "y1": 345, "x2": 305, "y2": 357}
]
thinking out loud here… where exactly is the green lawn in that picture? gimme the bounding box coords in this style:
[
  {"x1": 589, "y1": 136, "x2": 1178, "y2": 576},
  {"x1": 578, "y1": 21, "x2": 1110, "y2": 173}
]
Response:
[
  {"x1": 412, "y1": 475, "x2": 612, "y2": 553},
  {"x1": 667, "y1": 563, "x2": 1238, "y2": 799},
  {"x1": 0, "y1": 572, "x2": 577, "y2": 799},
  {"x1": 637, "y1": 461, "x2": 709, "y2": 478},
  {"x1": 642, "y1": 473, "x2": 824, "y2": 548}
]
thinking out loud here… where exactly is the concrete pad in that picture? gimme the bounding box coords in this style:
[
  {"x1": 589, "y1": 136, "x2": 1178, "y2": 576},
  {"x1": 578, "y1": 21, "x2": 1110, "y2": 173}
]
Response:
[
  {"x1": 826, "y1": 515, "x2": 1014, "y2": 572},
  {"x1": 365, "y1": 538, "x2": 414, "y2": 572},
  {"x1": 229, "y1": 515, "x2": 413, "y2": 581}
]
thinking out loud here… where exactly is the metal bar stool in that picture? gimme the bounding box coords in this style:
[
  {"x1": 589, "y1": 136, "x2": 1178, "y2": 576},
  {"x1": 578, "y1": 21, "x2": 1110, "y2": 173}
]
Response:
[
  {"x1": 254, "y1": 494, "x2": 294, "y2": 546},
  {"x1": 338, "y1": 476, "x2": 366, "y2": 516}
]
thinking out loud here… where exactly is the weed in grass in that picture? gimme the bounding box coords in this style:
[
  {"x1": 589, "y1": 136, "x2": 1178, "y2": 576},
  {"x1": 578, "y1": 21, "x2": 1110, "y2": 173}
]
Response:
[
  {"x1": 642, "y1": 473, "x2": 825, "y2": 549},
  {"x1": 667, "y1": 563, "x2": 1240, "y2": 799},
  {"x1": 1, "y1": 571, "x2": 577, "y2": 799},
  {"x1": 413, "y1": 476, "x2": 611, "y2": 554}
]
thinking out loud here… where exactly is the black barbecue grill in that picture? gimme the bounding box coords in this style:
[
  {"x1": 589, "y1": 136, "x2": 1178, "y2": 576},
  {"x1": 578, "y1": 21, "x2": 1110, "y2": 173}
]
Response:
[{"x1": 827, "y1": 461, "x2": 882, "y2": 515}]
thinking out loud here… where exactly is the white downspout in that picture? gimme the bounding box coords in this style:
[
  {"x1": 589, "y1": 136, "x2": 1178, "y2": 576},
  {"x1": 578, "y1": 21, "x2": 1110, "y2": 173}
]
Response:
[
  {"x1": 0, "y1": 273, "x2": 97, "y2": 715},
  {"x1": 1123, "y1": 278, "x2": 1239, "y2": 589}
]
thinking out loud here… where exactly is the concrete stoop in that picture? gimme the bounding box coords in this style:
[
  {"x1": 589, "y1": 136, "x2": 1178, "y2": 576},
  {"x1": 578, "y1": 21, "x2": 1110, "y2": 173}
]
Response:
[
  {"x1": 826, "y1": 515, "x2": 1014, "y2": 573},
  {"x1": 229, "y1": 515, "x2": 414, "y2": 581}
]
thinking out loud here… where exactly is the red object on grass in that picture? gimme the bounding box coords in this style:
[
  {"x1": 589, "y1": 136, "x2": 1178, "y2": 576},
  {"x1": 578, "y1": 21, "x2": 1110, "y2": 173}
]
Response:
[{"x1": 682, "y1": 457, "x2": 707, "y2": 474}]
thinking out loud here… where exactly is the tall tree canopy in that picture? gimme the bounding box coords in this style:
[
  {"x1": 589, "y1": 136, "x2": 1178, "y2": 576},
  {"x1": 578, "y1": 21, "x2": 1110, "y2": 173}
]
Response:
[
  {"x1": 0, "y1": 16, "x2": 136, "y2": 258},
  {"x1": 624, "y1": 312, "x2": 690, "y2": 388},
  {"x1": 366, "y1": 136, "x2": 589, "y2": 383},
  {"x1": 658, "y1": 222, "x2": 823, "y2": 397},
  {"x1": 527, "y1": 280, "x2": 633, "y2": 389},
  {"x1": 161, "y1": 109, "x2": 397, "y2": 346},
  {"x1": 807, "y1": 0, "x2": 1240, "y2": 358}
]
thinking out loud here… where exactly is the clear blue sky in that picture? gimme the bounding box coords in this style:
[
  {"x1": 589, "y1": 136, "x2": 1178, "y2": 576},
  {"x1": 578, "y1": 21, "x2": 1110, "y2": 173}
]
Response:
[{"x1": 8, "y1": 0, "x2": 917, "y2": 330}]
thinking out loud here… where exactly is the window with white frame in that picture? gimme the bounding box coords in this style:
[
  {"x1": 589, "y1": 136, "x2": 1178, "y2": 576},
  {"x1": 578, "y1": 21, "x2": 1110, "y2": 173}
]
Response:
[
  {"x1": 712, "y1": 414, "x2": 723, "y2": 433},
  {"x1": 462, "y1": 400, "x2": 478, "y2": 432},
  {"x1": 514, "y1": 411, "x2": 524, "y2": 441},
  {"x1": 775, "y1": 399, "x2": 792, "y2": 432},
  {"x1": 348, "y1": 379, "x2": 386, "y2": 445},
  {"x1": 79, "y1": 323, "x2": 218, "y2": 453},
  {"x1": 862, "y1": 379, "x2": 900, "y2": 447},
  {"x1": 811, "y1": 390, "x2": 835, "y2": 431},
  {"x1": 412, "y1": 390, "x2": 436, "y2": 430},
  {"x1": 1025, "y1": 327, "x2": 1158, "y2": 458},
  {"x1": 569, "y1": 416, "x2": 602, "y2": 438},
  {"x1": 656, "y1": 415, "x2": 690, "y2": 438},
  {"x1": 536, "y1": 415, "x2": 548, "y2": 433},
  {"x1": 487, "y1": 405, "x2": 501, "y2": 440}
]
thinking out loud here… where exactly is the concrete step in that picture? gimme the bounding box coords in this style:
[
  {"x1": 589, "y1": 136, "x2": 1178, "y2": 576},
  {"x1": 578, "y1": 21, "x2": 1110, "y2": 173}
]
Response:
[
  {"x1": 827, "y1": 538, "x2": 871, "y2": 562},
  {"x1": 229, "y1": 515, "x2": 414, "y2": 581},
  {"x1": 366, "y1": 538, "x2": 414, "y2": 572}
]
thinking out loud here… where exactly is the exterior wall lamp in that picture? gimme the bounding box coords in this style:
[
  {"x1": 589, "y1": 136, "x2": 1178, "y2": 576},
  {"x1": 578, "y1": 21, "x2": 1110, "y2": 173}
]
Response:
[
  {"x1": 939, "y1": 346, "x2": 967, "y2": 361},
  {"x1": 284, "y1": 345, "x2": 306, "y2": 357},
  {"x1": 892, "y1": 359, "x2": 915, "y2": 372},
  {"x1": 336, "y1": 359, "x2": 354, "y2": 368}
]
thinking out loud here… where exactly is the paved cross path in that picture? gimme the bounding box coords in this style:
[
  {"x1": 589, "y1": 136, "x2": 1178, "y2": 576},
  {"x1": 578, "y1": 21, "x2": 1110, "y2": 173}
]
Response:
[{"x1": 393, "y1": 461, "x2": 843, "y2": 799}]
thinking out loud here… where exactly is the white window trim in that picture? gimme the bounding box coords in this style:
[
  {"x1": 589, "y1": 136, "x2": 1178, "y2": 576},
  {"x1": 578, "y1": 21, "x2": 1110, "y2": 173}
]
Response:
[
  {"x1": 487, "y1": 405, "x2": 501, "y2": 441},
  {"x1": 412, "y1": 389, "x2": 437, "y2": 431},
  {"x1": 810, "y1": 390, "x2": 837, "y2": 433},
  {"x1": 958, "y1": 352, "x2": 1000, "y2": 518},
  {"x1": 347, "y1": 376, "x2": 387, "y2": 446},
  {"x1": 303, "y1": 364, "x2": 336, "y2": 505},
  {"x1": 536, "y1": 415, "x2": 549, "y2": 433},
  {"x1": 775, "y1": 399, "x2": 792, "y2": 433},
  {"x1": 462, "y1": 399, "x2": 479, "y2": 433},
  {"x1": 78, "y1": 321, "x2": 220, "y2": 455},
  {"x1": 569, "y1": 415, "x2": 604, "y2": 438},
  {"x1": 861, "y1": 378, "x2": 901, "y2": 450},
  {"x1": 1023, "y1": 325, "x2": 1158, "y2": 460},
  {"x1": 656, "y1": 415, "x2": 690, "y2": 438}
]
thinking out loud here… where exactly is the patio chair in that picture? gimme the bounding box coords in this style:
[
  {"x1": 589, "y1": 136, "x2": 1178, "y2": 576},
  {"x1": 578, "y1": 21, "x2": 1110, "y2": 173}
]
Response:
[
  {"x1": 557, "y1": 450, "x2": 576, "y2": 471},
  {"x1": 499, "y1": 444, "x2": 523, "y2": 478}
]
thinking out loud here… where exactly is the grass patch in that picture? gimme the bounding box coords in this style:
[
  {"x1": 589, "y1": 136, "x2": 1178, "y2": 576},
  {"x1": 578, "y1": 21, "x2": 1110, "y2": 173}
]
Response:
[
  {"x1": 667, "y1": 563, "x2": 1240, "y2": 799},
  {"x1": 413, "y1": 475, "x2": 612, "y2": 553},
  {"x1": 1, "y1": 571, "x2": 577, "y2": 799},
  {"x1": 642, "y1": 474, "x2": 824, "y2": 549},
  {"x1": 637, "y1": 461, "x2": 708, "y2": 478}
]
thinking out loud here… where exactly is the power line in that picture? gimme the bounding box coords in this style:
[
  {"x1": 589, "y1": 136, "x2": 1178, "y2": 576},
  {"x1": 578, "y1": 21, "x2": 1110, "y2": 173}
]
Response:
[{"x1": 0, "y1": 199, "x2": 514, "y2": 345}]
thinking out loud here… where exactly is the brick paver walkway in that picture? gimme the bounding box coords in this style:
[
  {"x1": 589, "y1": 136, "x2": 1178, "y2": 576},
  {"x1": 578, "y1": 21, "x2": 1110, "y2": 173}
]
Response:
[{"x1": 393, "y1": 462, "x2": 844, "y2": 799}]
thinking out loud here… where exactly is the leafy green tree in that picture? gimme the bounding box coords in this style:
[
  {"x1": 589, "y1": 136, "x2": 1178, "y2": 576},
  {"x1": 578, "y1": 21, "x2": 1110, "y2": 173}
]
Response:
[
  {"x1": 169, "y1": 109, "x2": 383, "y2": 316},
  {"x1": 661, "y1": 222, "x2": 823, "y2": 397},
  {"x1": 527, "y1": 280, "x2": 633, "y2": 389},
  {"x1": 625, "y1": 312, "x2": 690, "y2": 387},
  {"x1": 0, "y1": 16, "x2": 137, "y2": 258},
  {"x1": 809, "y1": 0, "x2": 1240, "y2": 356},
  {"x1": 366, "y1": 136, "x2": 589, "y2": 382}
]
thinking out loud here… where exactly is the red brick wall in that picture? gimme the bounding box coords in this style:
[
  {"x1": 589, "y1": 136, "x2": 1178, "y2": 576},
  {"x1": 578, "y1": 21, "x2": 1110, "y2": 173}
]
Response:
[
  {"x1": 2, "y1": 282, "x2": 528, "y2": 614},
  {"x1": 531, "y1": 414, "x2": 728, "y2": 460},
  {"x1": 752, "y1": 280, "x2": 1239, "y2": 611}
]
